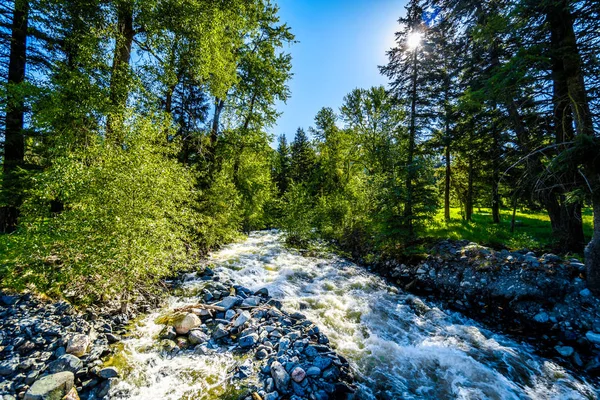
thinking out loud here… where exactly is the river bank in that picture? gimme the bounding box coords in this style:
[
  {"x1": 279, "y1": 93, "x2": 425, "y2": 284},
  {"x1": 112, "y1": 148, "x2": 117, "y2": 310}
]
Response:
[
  {"x1": 2, "y1": 231, "x2": 599, "y2": 399},
  {"x1": 366, "y1": 239, "x2": 600, "y2": 376}
]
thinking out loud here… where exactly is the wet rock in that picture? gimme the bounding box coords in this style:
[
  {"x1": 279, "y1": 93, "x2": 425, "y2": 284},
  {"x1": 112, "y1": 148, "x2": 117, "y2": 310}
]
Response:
[
  {"x1": 48, "y1": 355, "x2": 83, "y2": 374},
  {"x1": 306, "y1": 366, "x2": 321, "y2": 377},
  {"x1": 173, "y1": 313, "x2": 201, "y2": 335},
  {"x1": 212, "y1": 325, "x2": 229, "y2": 340},
  {"x1": 159, "y1": 326, "x2": 177, "y2": 340},
  {"x1": 586, "y1": 331, "x2": 600, "y2": 345},
  {"x1": 555, "y1": 346, "x2": 574, "y2": 357},
  {"x1": 533, "y1": 312, "x2": 549, "y2": 323},
  {"x1": 97, "y1": 367, "x2": 119, "y2": 379},
  {"x1": 255, "y1": 288, "x2": 269, "y2": 297},
  {"x1": 214, "y1": 296, "x2": 240, "y2": 311},
  {"x1": 270, "y1": 361, "x2": 290, "y2": 392},
  {"x1": 24, "y1": 372, "x2": 74, "y2": 400},
  {"x1": 233, "y1": 311, "x2": 251, "y2": 328},
  {"x1": 188, "y1": 329, "x2": 209, "y2": 345},
  {"x1": 239, "y1": 333, "x2": 259, "y2": 348},
  {"x1": 290, "y1": 367, "x2": 306, "y2": 383},
  {"x1": 65, "y1": 335, "x2": 90, "y2": 357},
  {"x1": 242, "y1": 297, "x2": 261, "y2": 307}
]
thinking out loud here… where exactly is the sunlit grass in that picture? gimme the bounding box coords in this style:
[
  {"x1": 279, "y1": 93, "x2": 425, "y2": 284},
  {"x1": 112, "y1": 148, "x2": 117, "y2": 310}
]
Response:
[{"x1": 422, "y1": 207, "x2": 593, "y2": 253}]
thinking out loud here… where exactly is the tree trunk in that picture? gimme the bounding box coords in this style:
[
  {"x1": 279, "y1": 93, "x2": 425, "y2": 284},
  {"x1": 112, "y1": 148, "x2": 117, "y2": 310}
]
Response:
[
  {"x1": 107, "y1": 1, "x2": 134, "y2": 144},
  {"x1": 491, "y1": 119, "x2": 500, "y2": 224},
  {"x1": 466, "y1": 156, "x2": 474, "y2": 222},
  {"x1": 444, "y1": 142, "x2": 451, "y2": 221},
  {"x1": 1, "y1": 0, "x2": 29, "y2": 233},
  {"x1": 404, "y1": 48, "x2": 418, "y2": 237}
]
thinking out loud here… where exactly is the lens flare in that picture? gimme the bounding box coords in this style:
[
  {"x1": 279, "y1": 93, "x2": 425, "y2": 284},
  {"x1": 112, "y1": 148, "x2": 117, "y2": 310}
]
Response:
[{"x1": 407, "y1": 31, "x2": 422, "y2": 50}]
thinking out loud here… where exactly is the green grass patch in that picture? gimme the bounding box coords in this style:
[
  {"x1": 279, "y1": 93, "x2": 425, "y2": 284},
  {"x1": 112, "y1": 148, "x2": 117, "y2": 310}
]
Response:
[{"x1": 422, "y1": 207, "x2": 593, "y2": 253}]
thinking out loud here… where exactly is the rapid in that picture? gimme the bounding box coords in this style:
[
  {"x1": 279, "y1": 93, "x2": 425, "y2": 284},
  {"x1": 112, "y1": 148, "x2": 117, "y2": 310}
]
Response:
[{"x1": 111, "y1": 230, "x2": 599, "y2": 399}]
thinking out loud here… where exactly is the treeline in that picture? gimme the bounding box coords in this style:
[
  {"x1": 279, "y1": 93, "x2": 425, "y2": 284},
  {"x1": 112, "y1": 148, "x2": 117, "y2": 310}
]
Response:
[
  {"x1": 271, "y1": 0, "x2": 600, "y2": 293},
  {"x1": 0, "y1": 0, "x2": 293, "y2": 301}
]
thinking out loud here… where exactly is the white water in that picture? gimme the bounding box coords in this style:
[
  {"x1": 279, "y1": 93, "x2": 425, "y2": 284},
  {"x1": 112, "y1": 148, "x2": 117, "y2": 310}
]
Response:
[{"x1": 112, "y1": 230, "x2": 599, "y2": 400}]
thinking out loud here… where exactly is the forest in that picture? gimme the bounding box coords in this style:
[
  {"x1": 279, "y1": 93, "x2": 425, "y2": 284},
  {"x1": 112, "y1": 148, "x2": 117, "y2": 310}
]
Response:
[{"x1": 1, "y1": 0, "x2": 600, "y2": 302}]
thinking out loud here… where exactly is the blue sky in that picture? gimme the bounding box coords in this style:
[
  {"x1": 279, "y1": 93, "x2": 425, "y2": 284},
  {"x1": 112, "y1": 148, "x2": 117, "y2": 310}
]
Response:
[{"x1": 270, "y1": 0, "x2": 408, "y2": 142}]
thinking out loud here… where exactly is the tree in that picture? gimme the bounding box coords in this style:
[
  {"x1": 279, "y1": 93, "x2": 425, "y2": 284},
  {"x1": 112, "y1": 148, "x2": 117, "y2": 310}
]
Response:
[{"x1": 290, "y1": 128, "x2": 316, "y2": 185}]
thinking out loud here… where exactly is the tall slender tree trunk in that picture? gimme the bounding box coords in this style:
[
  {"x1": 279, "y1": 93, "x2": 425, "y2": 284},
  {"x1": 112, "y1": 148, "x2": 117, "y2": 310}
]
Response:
[
  {"x1": 107, "y1": 1, "x2": 134, "y2": 144},
  {"x1": 491, "y1": 120, "x2": 500, "y2": 224},
  {"x1": 404, "y1": 48, "x2": 418, "y2": 237},
  {"x1": 1, "y1": 0, "x2": 29, "y2": 233},
  {"x1": 466, "y1": 155, "x2": 474, "y2": 222},
  {"x1": 444, "y1": 142, "x2": 451, "y2": 221}
]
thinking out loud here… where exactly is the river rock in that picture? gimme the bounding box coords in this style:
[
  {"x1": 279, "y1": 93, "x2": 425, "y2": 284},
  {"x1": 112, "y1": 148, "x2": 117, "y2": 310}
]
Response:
[
  {"x1": 555, "y1": 346, "x2": 574, "y2": 357},
  {"x1": 188, "y1": 329, "x2": 209, "y2": 345},
  {"x1": 213, "y1": 324, "x2": 229, "y2": 339},
  {"x1": 48, "y1": 355, "x2": 83, "y2": 374},
  {"x1": 270, "y1": 361, "x2": 290, "y2": 392},
  {"x1": 255, "y1": 288, "x2": 269, "y2": 297},
  {"x1": 24, "y1": 372, "x2": 74, "y2": 400},
  {"x1": 233, "y1": 311, "x2": 251, "y2": 327},
  {"x1": 239, "y1": 333, "x2": 259, "y2": 348},
  {"x1": 291, "y1": 367, "x2": 306, "y2": 383},
  {"x1": 173, "y1": 313, "x2": 201, "y2": 335},
  {"x1": 533, "y1": 312, "x2": 549, "y2": 323},
  {"x1": 586, "y1": 331, "x2": 600, "y2": 345},
  {"x1": 306, "y1": 366, "x2": 321, "y2": 377},
  {"x1": 66, "y1": 334, "x2": 90, "y2": 357},
  {"x1": 214, "y1": 296, "x2": 240, "y2": 311},
  {"x1": 97, "y1": 367, "x2": 119, "y2": 379},
  {"x1": 62, "y1": 387, "x2": 80, "y2": 400}
]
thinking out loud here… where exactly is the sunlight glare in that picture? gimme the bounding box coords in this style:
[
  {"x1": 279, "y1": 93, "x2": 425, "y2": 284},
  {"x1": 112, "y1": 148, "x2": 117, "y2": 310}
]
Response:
[{"x1": 407, "y1": 31, "x2": 422, "y2": 50}]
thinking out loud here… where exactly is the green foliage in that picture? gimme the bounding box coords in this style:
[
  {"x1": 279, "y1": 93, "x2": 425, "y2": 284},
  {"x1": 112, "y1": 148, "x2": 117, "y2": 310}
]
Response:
[{"x1": 1, "y1": 116, "x2": 199, "y2": 302}]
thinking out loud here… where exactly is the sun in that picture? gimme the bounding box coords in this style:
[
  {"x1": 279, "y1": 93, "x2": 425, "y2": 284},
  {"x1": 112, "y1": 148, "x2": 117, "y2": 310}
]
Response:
[{"x1": 406, "y1": 31, "x2": 422, "y2": 50}]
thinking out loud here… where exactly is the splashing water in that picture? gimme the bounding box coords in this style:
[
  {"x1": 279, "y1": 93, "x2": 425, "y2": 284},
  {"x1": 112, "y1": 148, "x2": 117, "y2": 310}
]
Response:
[{"x1": 112, "y1": 231, "x2": 599, "y2": 399}]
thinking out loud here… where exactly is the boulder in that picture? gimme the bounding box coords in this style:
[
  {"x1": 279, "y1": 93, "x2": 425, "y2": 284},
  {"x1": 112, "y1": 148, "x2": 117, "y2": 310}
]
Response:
[
  {"x1": 48, "y1": 355, "x2": 83, "y2": 374},
  {"x1": 173, "y1": 313, "x2": 201, "y2": 335},
  {"x1": 66, "y1": 334, "x2": 90, "y2": 357},
  {"x1": 24, "y1": 372, "x2": 74, "y2": 400},
  {"x1": 270, "y1": 361, "x2": 290, "y2": 392}
]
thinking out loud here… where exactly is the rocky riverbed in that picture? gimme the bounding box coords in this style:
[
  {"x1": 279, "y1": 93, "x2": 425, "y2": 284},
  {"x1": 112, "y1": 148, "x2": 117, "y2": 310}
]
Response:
[
  {"x1": 373, "y1": 240, "x2": 600, "y2": 374},
  {"x1": 0, "y1": 267, "x2": 355, "y2": 400}
]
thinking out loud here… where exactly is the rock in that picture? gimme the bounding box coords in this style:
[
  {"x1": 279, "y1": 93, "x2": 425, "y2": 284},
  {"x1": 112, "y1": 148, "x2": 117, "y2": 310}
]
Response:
[
  {"x1": 289, "y1": 312, "x2": 306, "y2": 320},
  {"x1": 233, "y1": 311, "x2": 251, "y2": 328},
  {"x1": 270, "y1": 361, "x2": 290, "y2": 392},
  {"x1": 555, "y1": 346, "x2": 574, "y2": 357},
  {"x1": 214, "y1": 296, "x2": 240, "y2": 311},
  {"x1": 105, "y1": 333, "x2": 121, "y2": 344},
  {"x1": 314, "y1": 356, "x2": 332, "y2": 370},
  {"x1": 533, "y1": 312, "x2": 549, "y2": 323},
  {"x1": 212, "y1": 325, "x2": 229, "y2": 340},
  {"x1": 61, "y1": 387, "x2": 79, "y2": 400},
  {"x1": 173, "y1": 313, "x2": 201, "y2": 335},
  {"x1": 1, "y1": 295, "x2": 18, "y2": 306},
  {"x1": 0, "y1": 359, "x2": 18, "y2": 376},
  {"x1": 65, "y1": 335, "x2": 89, "y2": 357},
  {"x1": 159, "y1": 326, "x2": 176, "y2": 340},
  {"x1": 97, "y1": 367, "x2": 119, "y2": 379},
  {"x1": 291, "y1": 367, "x2": 306, "y2": 383},
  {"x1": 306, "y1": 366, "x2": 321, "y2": 377},
  {"x1": 256, "y1": 348, "x2": 269, "y2": 360},
  {"x1": 48, "y1": 355, "x2": 83, "y2": 374},
  {"x1": 160, "y1": 339, "x2": 177, "y2": 352},
  {"x1": 255, "y1": 288, "x2": 269, "y2": 297},
  {"x1": 239, "y1": 333, "x2": 259, "y2": 348},
  {"x1": 188, "y1": 330, "x2": 209, "y2": 345},
  {"x1": 242, "y1": 297, "x2": 261, "y2": 307},
  {"x1": 24, "y1": 372, "x2": 74, "y2": 400},
  {"x1": 580, "y1": 288, "x2": 592, "y2": 297},
  {"x1": 585, "y1": 331, "x2": 600, "y2": 345},
  {"x1": 225, "y1": 309, "x2": 236, "y2": 320},
  {"x1": 264, "y1": 392, "x2": 279, "y2": 400}
]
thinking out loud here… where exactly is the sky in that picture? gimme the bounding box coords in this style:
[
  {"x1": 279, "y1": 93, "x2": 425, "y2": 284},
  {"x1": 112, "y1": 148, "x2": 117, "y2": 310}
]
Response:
[{"x1": 270, "y1": 0, "x2": 408, "y2": 143}]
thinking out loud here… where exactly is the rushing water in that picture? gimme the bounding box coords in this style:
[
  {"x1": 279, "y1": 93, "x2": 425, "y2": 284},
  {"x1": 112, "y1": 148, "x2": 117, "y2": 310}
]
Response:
[{"x1": 112, "y1": 230, "x2": 599, "y2": 400}]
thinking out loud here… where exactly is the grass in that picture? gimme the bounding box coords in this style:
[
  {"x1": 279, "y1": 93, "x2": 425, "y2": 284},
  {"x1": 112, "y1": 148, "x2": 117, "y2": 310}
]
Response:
[{"x1": 422, "y1": 207, "x2": 593, "y2": 253}]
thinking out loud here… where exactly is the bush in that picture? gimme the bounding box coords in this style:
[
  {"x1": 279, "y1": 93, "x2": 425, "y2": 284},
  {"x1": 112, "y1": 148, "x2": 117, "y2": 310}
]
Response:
[{"x1": 1, "y1": 116, "x2": 200, "y2": 302}]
